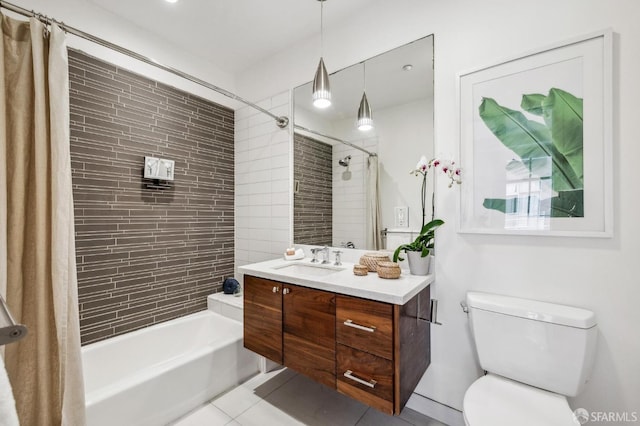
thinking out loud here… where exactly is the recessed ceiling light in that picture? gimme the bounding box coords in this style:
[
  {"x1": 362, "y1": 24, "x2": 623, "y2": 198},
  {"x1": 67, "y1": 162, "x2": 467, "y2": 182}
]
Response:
[
  {"x1": 402, "y1": 64, "x2": 413, "y2": 71},
  {"x1": 165, "y1": 0, "x2": 178, "y2": 3}
]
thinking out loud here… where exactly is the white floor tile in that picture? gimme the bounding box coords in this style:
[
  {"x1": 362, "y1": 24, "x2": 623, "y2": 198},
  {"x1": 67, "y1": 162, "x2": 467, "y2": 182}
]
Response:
[
  {"x1": 242, "y1": 367, "x2": 297, "y2": 398},
  {"x1": 356, "y1": 408, "x2": 413, "y2": 426},
  {"x1": 261, "y1": 374, "x2": 368, "y2": 426},
  {"x1": 213, "y1": 384, "x2": 263, "y2": 419},
  {"x1": 177, "y1": 368, "x2": 447, "y2": 426},
  {"x1": 212, "y1": 368, "x2": 296, "y2": 419},
  {"x1": 171, "y1": 403, "x2": 232, "y2": 426},
  {"x1": 234, "y1": 399, "x2": 306, "y2": 426}
]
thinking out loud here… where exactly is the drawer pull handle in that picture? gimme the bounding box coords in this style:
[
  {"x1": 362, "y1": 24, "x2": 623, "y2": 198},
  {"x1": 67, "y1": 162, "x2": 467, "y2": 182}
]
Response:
[
  {"x1": 344, "y1": 370, "x2": 377, "y2": 388},
  {"x1": 344, "y1": 319, "x2": 376, "y2": 332},
  {"x1": 272, "y1": 286, "x2": 279, "y2": 293}
]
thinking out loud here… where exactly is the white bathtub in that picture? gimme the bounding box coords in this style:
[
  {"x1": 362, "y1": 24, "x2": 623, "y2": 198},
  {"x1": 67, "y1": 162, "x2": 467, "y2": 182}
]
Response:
[{"x1": 82, "y1": 310, "x2": 259, "y2": 426}]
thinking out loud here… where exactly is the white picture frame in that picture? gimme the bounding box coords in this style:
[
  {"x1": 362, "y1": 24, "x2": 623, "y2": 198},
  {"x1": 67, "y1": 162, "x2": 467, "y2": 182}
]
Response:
[{"x1": 457, "y1": 30, "x2": 613, "y2": 237}]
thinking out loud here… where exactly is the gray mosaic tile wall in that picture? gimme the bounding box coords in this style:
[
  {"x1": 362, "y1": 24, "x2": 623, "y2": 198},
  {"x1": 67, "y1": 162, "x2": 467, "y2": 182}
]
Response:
[
  {"x1": 293, "y1": 133, "x2": 332, "y2": 246},
  {"x1": 68, "y1": 50, "x2": 235, "y2": 345}
]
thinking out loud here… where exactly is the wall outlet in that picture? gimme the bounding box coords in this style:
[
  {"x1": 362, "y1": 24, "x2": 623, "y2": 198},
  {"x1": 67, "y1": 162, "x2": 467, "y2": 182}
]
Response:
[{"x1": 395, "y1": 206, "x2": 409, "y2": 228}]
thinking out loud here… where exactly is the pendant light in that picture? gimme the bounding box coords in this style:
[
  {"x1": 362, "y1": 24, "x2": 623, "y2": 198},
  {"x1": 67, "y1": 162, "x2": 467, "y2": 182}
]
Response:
[
  {"x1": 356, "y1": 62, "x2": 373, "y2": 131},
  {"x1": 312, "y1": 0, "x2": 331, "y2": 108}
]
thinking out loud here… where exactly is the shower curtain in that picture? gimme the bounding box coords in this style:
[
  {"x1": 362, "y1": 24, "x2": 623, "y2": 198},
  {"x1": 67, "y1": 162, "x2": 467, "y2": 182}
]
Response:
[
  {"x1": 0, "y1": 14, "x2": 85, "y2": 425},
  {"x1": 367, "y1": 156, "x2": 383, "y2": 250}
]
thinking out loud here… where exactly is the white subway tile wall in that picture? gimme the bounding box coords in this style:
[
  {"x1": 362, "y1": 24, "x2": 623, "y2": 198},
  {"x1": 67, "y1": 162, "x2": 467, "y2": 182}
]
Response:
[{"x1": 234, "y1": 92, "x2": 291, "y2": 277}]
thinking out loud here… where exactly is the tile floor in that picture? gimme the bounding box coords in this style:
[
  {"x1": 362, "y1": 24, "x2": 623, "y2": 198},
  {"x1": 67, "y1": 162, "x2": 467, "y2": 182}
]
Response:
[{"x1": 171, "y1": 367, "x2": 448, "y2": 426}]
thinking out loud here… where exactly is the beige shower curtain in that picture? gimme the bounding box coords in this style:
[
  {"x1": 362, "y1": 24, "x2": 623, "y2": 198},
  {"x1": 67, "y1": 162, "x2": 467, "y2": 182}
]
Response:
[
  {"x1": 367, "y1": 155, "x2": 383, "y2": 250},
  {"x1": 0, "y1": 14, "x2": 85, "y2": 425}
]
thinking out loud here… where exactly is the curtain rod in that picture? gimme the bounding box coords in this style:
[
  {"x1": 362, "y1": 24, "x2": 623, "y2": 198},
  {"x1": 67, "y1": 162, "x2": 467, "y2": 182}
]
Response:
[
  {"x1": 294, "y1": 124, "x2": 377, "y2": 157},
  {"x1": 0, "y1": 0, "x2": 290, "y2": 129}
]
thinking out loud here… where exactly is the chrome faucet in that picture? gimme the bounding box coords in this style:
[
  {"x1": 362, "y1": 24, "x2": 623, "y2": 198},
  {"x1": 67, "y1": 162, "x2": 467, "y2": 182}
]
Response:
[
  {"x1": 310, "y1": 247, "x2": 321, "y2": 263},
  {"x1": 319, "y1": 246, "x2": 330, "y2": 264},
  {"x1": 333, "y1": 250, "x2": 342, "y2": 266},
  {"x1": 310, "y1": 246, "x2": 330, "y2": 264}
]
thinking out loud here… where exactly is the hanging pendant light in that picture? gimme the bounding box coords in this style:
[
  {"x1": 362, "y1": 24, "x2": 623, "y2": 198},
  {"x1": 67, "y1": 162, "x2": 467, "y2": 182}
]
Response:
[
  {"x1": 312, "y1": 0, "x2": 331, "y2": 108},
  {"x1": 357, "y1": 62, "x2": 373, "y2": 131},
  {"x1": 357, "y1": 93, "x2": 373, "y2": 131}
]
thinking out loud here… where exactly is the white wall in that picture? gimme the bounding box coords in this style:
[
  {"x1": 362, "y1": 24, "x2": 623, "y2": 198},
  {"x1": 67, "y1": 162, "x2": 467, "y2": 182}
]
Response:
[
  {"x1": 373, "y1": 99, "x2": 434, "y2": 233},
  {"x1": 237, "y1": 0, "x2": 640, "y2": 417}
]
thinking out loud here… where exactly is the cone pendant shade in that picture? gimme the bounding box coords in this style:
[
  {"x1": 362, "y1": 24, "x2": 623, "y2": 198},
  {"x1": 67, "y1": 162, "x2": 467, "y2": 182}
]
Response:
[
  {"x1": 312, "y1": 57, "x2": 331, "y2": 108},
  {"x1": 357, "y1": 92, "x2": 373, "y2": 131}
]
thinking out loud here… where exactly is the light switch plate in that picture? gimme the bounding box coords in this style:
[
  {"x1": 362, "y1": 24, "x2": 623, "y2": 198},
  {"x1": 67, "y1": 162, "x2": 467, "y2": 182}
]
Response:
[{"x1": 395, "y1": 206, "x2": 409, "y2": 228}]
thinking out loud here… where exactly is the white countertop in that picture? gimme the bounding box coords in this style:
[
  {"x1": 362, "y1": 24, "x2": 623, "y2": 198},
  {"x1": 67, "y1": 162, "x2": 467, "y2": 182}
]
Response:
[{"x1": 238, "y1": 258, "x2": 433, "y2": 305}]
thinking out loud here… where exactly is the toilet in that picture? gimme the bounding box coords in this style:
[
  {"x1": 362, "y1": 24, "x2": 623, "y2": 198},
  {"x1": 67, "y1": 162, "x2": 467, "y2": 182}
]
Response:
[{"x1": 463, "y1": 292, "x2": 597, "y2": 426}]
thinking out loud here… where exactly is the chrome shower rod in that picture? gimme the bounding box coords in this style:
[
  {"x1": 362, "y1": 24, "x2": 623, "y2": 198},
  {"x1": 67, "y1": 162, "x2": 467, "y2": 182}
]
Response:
[
  {"x1": 0, "y1": 0, "x2": 290, "y2": 129},
  {"x1": 294, "y1": 124, "x2": 377, "y2": 157}
]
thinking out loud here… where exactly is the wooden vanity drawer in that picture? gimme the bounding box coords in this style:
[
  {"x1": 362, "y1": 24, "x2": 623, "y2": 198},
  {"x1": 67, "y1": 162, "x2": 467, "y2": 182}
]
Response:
[
  {"x1": 336, "y1": 344, "x2": 394, "y2": 414},
  {"x1": 336, "y1": 295, "x2": 393, "y2": 360}
]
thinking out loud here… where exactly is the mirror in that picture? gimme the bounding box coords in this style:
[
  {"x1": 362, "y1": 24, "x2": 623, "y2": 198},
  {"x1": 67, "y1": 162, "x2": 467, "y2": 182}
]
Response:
[{"x1": 293, "y1": 36, "x2": 434, "y2": 250}]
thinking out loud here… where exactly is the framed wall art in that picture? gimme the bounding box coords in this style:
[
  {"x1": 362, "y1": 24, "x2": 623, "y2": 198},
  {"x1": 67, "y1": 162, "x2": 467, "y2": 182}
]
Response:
[{"x1": 457, "y1": 30, "x2": 613, "y2": 237}]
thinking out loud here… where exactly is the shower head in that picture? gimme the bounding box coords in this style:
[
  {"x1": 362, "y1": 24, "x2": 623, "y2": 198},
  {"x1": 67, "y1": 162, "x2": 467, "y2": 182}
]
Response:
[{"x1": 338, "y1": 155, "x2": 352, "y2": 167}]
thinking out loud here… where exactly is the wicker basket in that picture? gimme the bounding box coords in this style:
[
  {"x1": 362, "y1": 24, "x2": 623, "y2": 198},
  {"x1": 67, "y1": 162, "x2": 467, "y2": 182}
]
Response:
[
  {"x1": 359, "y1": 252, "x2": 391, "y2": 272},
  {"x1": 353, "y1": 264, "x2": 369, "y2": 276},
  {"x1": 376, "y1": 261, "x2": 401, "y2": 279}
]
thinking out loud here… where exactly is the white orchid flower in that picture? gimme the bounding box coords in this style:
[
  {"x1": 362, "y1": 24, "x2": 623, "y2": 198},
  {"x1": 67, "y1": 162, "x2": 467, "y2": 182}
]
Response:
[{"x1": 416, "y1": 155, "x2": 429, "y2": 172}]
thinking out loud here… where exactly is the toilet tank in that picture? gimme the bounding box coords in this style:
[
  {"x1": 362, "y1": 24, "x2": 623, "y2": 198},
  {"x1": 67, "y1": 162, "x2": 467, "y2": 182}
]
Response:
[{"x1": 467, "y1": 292, "x2": 597, "y2": 397}]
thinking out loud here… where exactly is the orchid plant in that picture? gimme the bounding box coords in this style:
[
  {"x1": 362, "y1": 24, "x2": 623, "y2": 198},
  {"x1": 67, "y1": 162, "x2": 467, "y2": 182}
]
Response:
[
  {"x1": 413, "y1": 155, "x2": 462, "y2": 228},
  {"x1": 392, "y1": 156, "x2": 461, "y2": 262}
]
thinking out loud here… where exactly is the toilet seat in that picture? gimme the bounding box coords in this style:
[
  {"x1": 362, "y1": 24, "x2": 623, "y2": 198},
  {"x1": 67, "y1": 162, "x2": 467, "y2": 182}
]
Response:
[{"x1": 463, "y1": 374, "x2": 577, "y2": 426}]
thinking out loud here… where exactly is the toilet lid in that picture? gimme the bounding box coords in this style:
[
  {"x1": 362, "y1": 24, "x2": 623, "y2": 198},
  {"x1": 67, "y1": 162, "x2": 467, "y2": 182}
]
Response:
[{"x1": 463, "y1": 374, "x2": 577, "y2": 426}]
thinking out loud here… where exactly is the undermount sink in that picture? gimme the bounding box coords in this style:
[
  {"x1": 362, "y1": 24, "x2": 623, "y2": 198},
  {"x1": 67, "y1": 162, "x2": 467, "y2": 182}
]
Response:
[{"x1": 273, "y1": 262, "x2": 345, "y2": 277}]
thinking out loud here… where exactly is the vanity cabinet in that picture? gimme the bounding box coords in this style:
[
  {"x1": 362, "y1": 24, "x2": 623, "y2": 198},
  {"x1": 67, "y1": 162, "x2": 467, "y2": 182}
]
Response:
[
  {"x1": 282, "y1": 284, "x2": 336, "y2": 388},
  {"x1": 243, "y1": 276, "x2": 283, "y2": 364},
  {"x1": 243, "y1": 274, "x2": 430, "y2": 415}
]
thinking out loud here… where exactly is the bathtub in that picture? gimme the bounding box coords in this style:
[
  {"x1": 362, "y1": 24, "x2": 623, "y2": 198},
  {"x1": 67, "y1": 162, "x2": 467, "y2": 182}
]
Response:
[{"x1": 82, "y1": 310, "x2": 259, "y2": 426}]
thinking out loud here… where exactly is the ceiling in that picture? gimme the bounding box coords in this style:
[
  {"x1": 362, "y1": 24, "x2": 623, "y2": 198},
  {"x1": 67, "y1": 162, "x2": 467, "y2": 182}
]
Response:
[
  {"x1": 84, "y1": 0, "x2": 433, "y2": 124},
  {"x1": 86, "y1": 0, "x2": 373, "y2": 74}
]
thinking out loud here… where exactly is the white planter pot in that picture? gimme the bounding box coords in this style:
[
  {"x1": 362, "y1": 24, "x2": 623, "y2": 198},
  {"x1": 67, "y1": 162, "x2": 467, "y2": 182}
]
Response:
[{"x1": 406, "y1": 251, "x2": 432, "y2": 276}]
